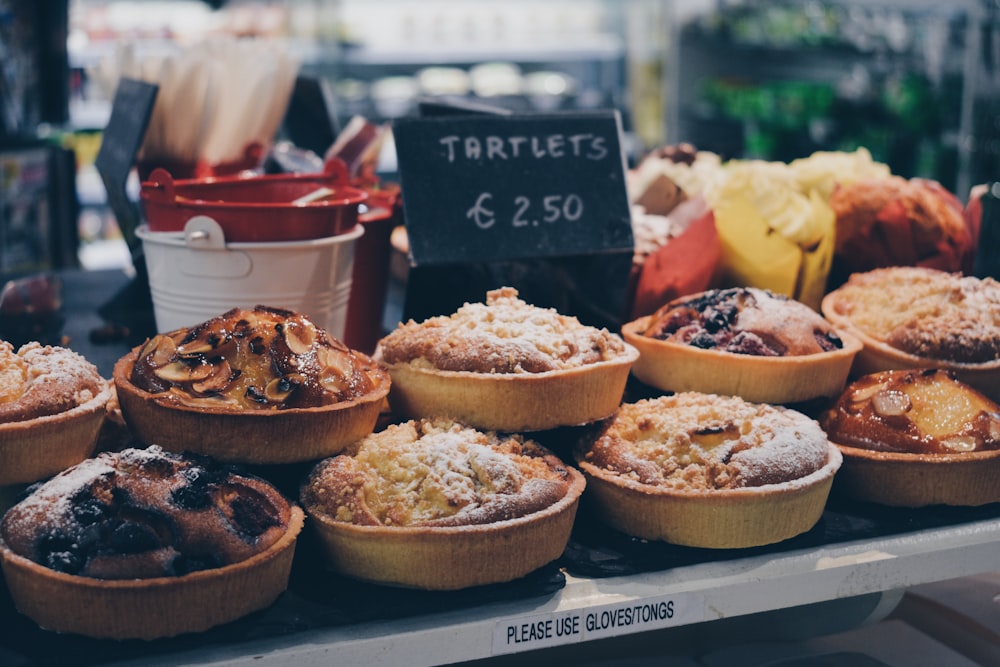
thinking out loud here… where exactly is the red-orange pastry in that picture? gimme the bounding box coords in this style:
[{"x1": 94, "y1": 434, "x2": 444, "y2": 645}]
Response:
[
  {"x1": 0, "y1": 340, "x2": 112, "y2": 485},
  {"x1": 622, "y1": 287, "x2": 861, "y2": 403},
  {"x1": 0, "y1": 446, "x2": 304, "y2": 639},
  {"x1": 113, "y1": 305, "x2": 389, "y2": 464},
  {"x1": 821, "y1": 369, "x2": 1000, "y2": 507},
  {"x1": 829, "y1": 176, "x2": 974, "y2": 278},
  {"x1": 376, "y1": 288, "x2": 637, "y2": 431},
  {"x1": 576, "y1": 393, "x2": 841, "y2": 548},
  {"x1": 301, "y1": 418, "x2": 585, "y2": 589}
]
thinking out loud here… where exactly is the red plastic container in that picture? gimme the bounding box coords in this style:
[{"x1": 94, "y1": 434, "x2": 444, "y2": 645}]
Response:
[
  {"x1": 136, "y1": 143, "x2": 266, "y2": 182},
  {"x1": 140, "y1": 159, "x2": 368, "y2": 243},
  {"x1": 343, "y1": 183, "x2": 402, "y2": 354}
]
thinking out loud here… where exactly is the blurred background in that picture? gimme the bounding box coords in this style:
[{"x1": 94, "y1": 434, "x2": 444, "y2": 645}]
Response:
[{"x1": 1, "y1": 0, "x2": 998, "y2": 275}]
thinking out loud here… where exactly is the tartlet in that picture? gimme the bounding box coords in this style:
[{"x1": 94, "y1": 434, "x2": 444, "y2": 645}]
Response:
[
  {"x1": 301, "y1": 418, "x2": 585, "y2": 590},
  {"x1": 821, "y1": 266, "x2": 1000, "y2": 400},
  {"x1": 821, "y1": 368, "x2": 1000, "y2": 507},
  {"x1": 0, "y1": 446, "x2": 304, "y2": 639},
  {"x1": 113, "y1": 305, "x2": 389, "y2": 464},
  {"x1": 622, "y1": 287, "x2": 861, "y2": 403},
  {"x1": 576, "y1": 392, "x2": 842, "y2": 548},
  {"x1": 375, "y1": 288, "x2": 637, "y2": 432},
  {"x1": 0, "y1": 341, "x2": 112, "y2": 485}
]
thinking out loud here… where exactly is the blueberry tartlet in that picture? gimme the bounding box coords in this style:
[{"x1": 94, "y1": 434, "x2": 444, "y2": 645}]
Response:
[
  {"x1": 622, "y1": 287, "x2": 861, "y2": 403},
  {"x1": 0, "y1": 446, "x2": 304, "y2": 639}
]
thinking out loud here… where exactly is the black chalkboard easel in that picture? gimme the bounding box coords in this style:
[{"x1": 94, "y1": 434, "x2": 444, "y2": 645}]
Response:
[
  {"x1": 94, "y1": 77, "x2": 159, "y2": 338},
  {"x1": 975, "y1": 184, "x2": 1000, "y2": 280},
  {"x1": 395, "y1": 107, "x2": 635, "y2": 329}
]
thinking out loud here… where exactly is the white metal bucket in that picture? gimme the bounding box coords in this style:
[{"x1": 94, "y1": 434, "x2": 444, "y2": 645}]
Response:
[{"x1": 137, "y1": 216, "x2": 364, "y2": 337}]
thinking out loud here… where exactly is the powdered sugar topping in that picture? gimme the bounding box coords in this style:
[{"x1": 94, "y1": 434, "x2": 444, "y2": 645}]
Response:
[{"x1": 586, "y1": 393, "x2": 831, "y2": 491}]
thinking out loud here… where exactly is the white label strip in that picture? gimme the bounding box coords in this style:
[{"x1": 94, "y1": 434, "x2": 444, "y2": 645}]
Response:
[{"x1": 491, "y1": 592, "x2": 706, "y2": 655}]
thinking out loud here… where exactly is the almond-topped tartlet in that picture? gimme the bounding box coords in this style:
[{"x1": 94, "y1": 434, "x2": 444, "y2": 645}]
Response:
[
  {"x1": 0, "y1": 340, "x2": 112, "y2": 485},
  {"x1": 0, "y1": 446, "x2": 304, "y2": 639},
  {"x1": 821, "y1": 266, "x2": 1000, "y2": 400},
  {"x1": 576, "y1": 392, "x2": 842, "y2": 548},
  {"x1": 622, "y1": 287, "x2": 861, "y2": 403},
  {"x1": 821, "y1": 369, "x2": 1000, "y2": 507},
  {"x1": 113, "y1": 305, "x2": 389, "y2": 464},
  {"x1": 375, "y1": 287, "x2": 638, "y2": 432},
  {"x1": 301, "y1": 417, "x2": 585, "y2": 590}
]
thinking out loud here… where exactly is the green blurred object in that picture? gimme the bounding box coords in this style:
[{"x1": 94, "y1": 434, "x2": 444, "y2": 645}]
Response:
[{"x1": 703, "y1": 79, "x2": 836, "y2": 129}]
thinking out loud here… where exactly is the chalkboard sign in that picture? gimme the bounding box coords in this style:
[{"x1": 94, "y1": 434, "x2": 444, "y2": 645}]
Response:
[
  {"x1": 394, "y1": 111, "x2": 634, "y2": 266},
  {"x1": 975, "y1": 184, "x2": 1000, "y2": 280},
  {"x1": 417, "y1": 96, "x2": 513, "y2": 118},
  {"x1": 283, "y1": 75, "x2": 340, "y2": 157},
  {"x1": 95, "y1": 77, "x2": 158, "y2": 257}
]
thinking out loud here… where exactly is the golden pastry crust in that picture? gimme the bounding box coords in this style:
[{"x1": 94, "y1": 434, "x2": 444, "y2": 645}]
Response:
[
  {"x1": 0, "y1": 341, "x2": 112, "y2": 486},
  {"x1": 822, "y1": 267, "x2": 1000, "y2": 365},
  {"x1": 581, "y1": 393, "x2": 832, "y2": 491},
  {"x1": 0, "y1": 341, "x2": 106, "y2": 423},
  {"x1": 576, "y1": 393, "x2": 841, "y2": 548},
  {"x1": 0, "y1": 445, "x2": 304, "y2": 639},
  {"x1": 303, "y1": 418, "x2": 574, "y2": 528},
  {"x1": 301, "y1": 418, "x2": 585, "y2": 590},
  {"x1": 128, "y1": 305, "x2": 386, "y2": 411},
  {"x1": 821, "y1": 369, "x2": 1000, "y2": 455},
  {"x1": 640, "y1": 287, "x2": 847, "y2": 356},
  {"x1": 822, "y1": 267, "x2": 1000, "y2": 400},
  {"x1": 113, "y1": 306, "x2": 390, "y2": 464},
  {"x1": 622, "y1": 288, "x2": 861, "y2": 403},
  {"x1": 823, "y1": 369, "x2": 1000, "y2": 507},
  {"x1": 375, "y1": 288, "x2": 637, "y2": 431},
  {"x1": 1, "y1": 446, "x2": 294, "y2": 579},
  {"x1": 379, "y1": 287, "x2": 629, "y2": 373}
]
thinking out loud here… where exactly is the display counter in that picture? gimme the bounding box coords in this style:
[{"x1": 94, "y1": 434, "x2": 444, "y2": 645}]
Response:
[{"x1": 2, "y1": 268, "x2": 999, "y2": 667}]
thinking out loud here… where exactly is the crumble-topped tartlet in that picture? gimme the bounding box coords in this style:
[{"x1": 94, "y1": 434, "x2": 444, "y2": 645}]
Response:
[
  {"x1": 821, "y1": 369, "x2": 1000, "y2": 507},
  {"x1": 821, "y1": 266, "x2": 1000, "y2": 400},
  {"x1": 622, "y1": 287, "x2": 861, "y2": 403},
  {"x1": 0, "y1": 446, "x2": 304, "y2": 639},
  {"x1": 0, "y1": 340, "x2": 112, "y2": 485},
  {"x1": 375, "y1": 287, "x2": 638, "y2": 431},
  {"x1": 301, "y1": 417, "x2": 585, "y2": 589},
  {"x1": 113, "y1": 305, "x2": 389, "y2": 464},
  {"x1": 576, "y1": 392, "x2": 841, "y2": 548}
]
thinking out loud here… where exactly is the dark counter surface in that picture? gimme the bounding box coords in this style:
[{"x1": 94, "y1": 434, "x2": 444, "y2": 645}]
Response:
[{"x1": 57, "y1": 268, "x2": 145, "y2": 378}]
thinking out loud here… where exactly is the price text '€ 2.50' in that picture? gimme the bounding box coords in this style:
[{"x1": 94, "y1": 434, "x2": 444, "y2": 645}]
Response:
[{"x1": 466, "y1": 192, "x2": 584, "y2": 230}]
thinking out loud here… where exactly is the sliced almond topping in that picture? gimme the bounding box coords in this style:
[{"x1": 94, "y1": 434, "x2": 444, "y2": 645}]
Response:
[
  {"x1": 317, "y1": 346, "x2": 352, "y2": 377},
  {"x1": 941, "y1": 435, "x2": 977, "y2": 452},
  {"x1": 152, "y1": 336, "x2": 178, "y2": 366},
  {"x1": 851, "y1": 381, "x2": 887, "y2": 403},
  {"x1": 871, "y1": 389, "x2": 911, "y2": 417},
  {"x1": 283, "y1": 320, "x2": 317, "y2": 355},
  {"x1": 320, "y1": 367, "x2": 350, "y2": 394},
  {"x1": 154, "y1": 361, "x2": 195, "y2": 383},
  {"x1": 187, "y1": 363, "x2": 214, "y2": 382},
  {"x1": 192, "y1": 359, "x2": 233, "y2": 394},
  {"x1": 176, "y1": 339, "x2": 215, "y2": 356},
  {"x1": 139, "y1": 335, "x2": 177, "y2": 367},
  {"x1": 989, "y1": 413, "x2": 1000, "y2": 442},
  {"x1": 264, "y1": 374, "x2": 302, "y2": 403}
]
